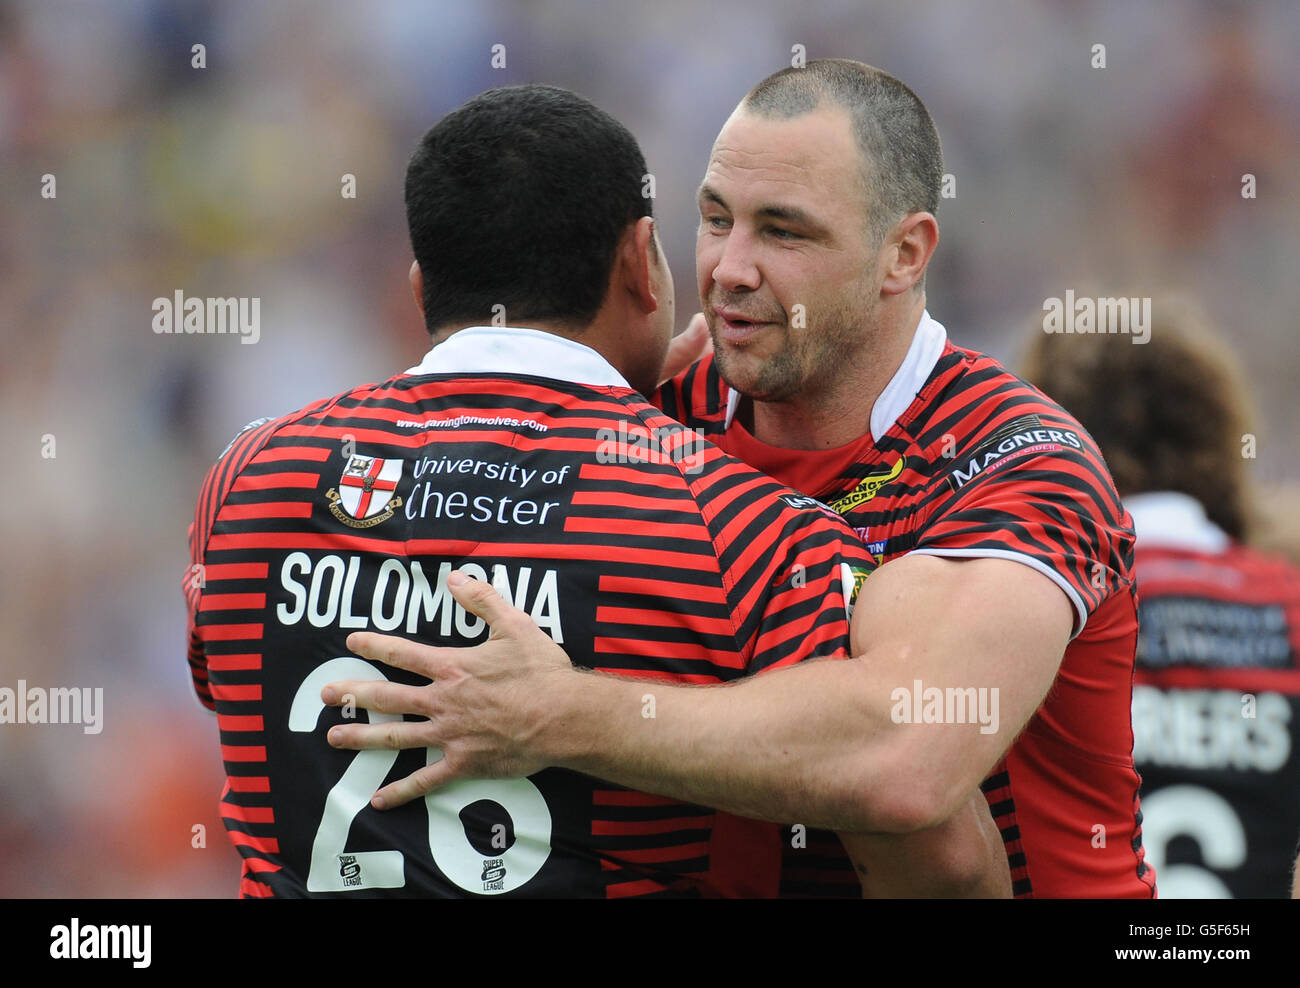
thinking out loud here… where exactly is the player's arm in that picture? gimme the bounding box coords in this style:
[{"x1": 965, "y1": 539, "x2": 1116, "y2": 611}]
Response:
[
  {"x1": 183, "y1": 413, "x2": 292, "y2": 710},
  {"x1": 538, "y1": 552, "x2": 1068, "y2": 832},
  {"x1": 183, "y1": 515, "x2": 215, "y2": 712},
  {"x1": 184, "y1": 451, "x2": 233, "y2": 713},
  {"x1": 830, "y1": 559, "x2": 1014, "y2": 897},
  {"x1": 841, "y1": 790, "x2": 1011, "y2": 897},
  {"x1": 327, "y1": 552, "x2": 1070, "y2": 835}
]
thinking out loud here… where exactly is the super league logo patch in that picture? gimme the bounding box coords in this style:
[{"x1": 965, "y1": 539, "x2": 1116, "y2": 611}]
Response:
[{"x1": 326, "y1": 455, "x2": 404, "y2": 528}]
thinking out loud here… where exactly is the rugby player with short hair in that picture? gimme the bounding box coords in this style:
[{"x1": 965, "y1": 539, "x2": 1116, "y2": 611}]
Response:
[
  {"x1": 184, "y1": 83, "x2": 941, "y2": 897},
  {"x1": 328, "y1": 60, "x2": 1155, "y2": 897},
  {"x1": 1023, "y1": 299, "x2": 1300, "y2": 898}
]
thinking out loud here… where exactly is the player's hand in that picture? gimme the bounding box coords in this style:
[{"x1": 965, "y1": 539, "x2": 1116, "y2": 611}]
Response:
[
  {"x1": 321, "y1": 569, "x2": 575, "y2": 809},
  {"x1": 658, "y1": 312, "x2": 711, "y2": 386}
]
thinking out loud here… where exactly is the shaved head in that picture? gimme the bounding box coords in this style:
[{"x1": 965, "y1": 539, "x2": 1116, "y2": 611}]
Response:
[{"x1": 743, "y1": 58, "x2": 942, "y2": 248}]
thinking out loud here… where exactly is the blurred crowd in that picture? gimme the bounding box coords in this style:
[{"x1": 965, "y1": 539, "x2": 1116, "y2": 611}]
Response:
[{"x1": 1, "y1": 0, "x2": 1297, "y2": 896}]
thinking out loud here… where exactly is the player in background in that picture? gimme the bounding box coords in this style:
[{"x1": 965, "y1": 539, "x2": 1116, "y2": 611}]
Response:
[
  {"x1": 1255, "y1": 486, "x2": 1300, "y2": 567},
  {"x1": 183, "y1": 84, "x2": 1011, "y2": 897},
  {"x1": 1022, "y1": 297, "x2": 1300, "y2": 898},
  {"x1": 327, "y1": 60, "x2": 1152, "y2": 898}
]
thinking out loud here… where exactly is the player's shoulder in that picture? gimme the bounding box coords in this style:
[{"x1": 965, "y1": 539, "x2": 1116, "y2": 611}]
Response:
[
  {"x1": 210, "y1": 381, "x2": 385, "y2": 467},
  {"x1": 913, "y1": 341, "x2": 1115, "y2": 483},
  {"x1": 919, "y1": 341, "x2": 1093, "y2": 445}
]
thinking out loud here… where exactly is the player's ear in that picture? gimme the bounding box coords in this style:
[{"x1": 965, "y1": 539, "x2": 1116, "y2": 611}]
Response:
[
  {"x1": 619, "y1": 216, "x2": 659, "y2": 314},
  {"x1": 880, "y1": 212, "x2": 939, "y2": 296},
  {"x1": 409, "y1": 260, "x2": 425, "y2": 318}
]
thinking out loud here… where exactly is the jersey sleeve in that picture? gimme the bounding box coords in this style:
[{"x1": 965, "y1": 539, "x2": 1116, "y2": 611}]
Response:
[
  {"x1": 657, "y1": 408, "x2": 874, "y2": 672},
  {"x1": 914, "y1": 408, "x2": 1133, "y2": 637},
  {"x1": 183, "y1": 386, "x2": 377, "y2": 708},
  {"x1": 182, "y1": 415, "x2": 281, "y2": 710}
]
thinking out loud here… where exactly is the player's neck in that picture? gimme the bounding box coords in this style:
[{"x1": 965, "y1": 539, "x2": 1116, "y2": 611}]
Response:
[
  {"x1": 743, "y1": 389, "x2": 864, "y2": 450},
  {"x1": 745, "y1": 297, "x2": 922, "y2": 451}
]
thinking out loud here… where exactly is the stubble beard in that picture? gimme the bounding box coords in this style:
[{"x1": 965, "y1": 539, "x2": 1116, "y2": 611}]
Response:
[{"x1": 712, "y1": 293, "x2": 874, "y2": 409}]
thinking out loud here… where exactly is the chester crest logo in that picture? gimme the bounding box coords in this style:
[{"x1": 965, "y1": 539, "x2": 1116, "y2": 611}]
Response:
[{"x1": 326, "y1": 455, "x2": 403, "y2": 528}]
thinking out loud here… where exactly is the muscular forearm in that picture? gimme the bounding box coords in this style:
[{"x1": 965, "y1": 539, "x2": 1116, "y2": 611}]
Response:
[
  {"x1": 540, "y1": 655, "x2": 941, "y2": 833},
  {"x1": 842, "y1": 790, "x2": 1013, "y2": 898},
  {"x1": 534, "y1": 556, "x2": 1066, "y2": 836},
  {"x1": 333, "y1": 557, "x2": 1067, "y2": 846}
]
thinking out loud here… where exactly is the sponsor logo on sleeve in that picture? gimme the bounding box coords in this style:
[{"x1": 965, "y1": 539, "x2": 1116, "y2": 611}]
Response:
[
  {"x1": 781, "y1": 492, "x2": 833, "y2": 512},
  {"x1": 946, "y1": 415, "x2": 1083, "y2": 491}
]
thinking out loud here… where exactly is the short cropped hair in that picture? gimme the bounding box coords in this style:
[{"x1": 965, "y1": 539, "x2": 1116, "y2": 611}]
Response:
[
  {"x1": 405, "y1": 85, "x2": 652, "y2": 335},
  {"x1": 744, "y1": 58, "x2": 942, "y2": 246}
]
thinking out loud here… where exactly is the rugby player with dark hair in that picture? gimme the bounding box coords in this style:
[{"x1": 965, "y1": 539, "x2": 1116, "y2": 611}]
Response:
[
  {"x1": 328, "y1": 60, "x2": 1155, "y2": 898},
  {"x1": 1023, "y1": 297, "x2": 1300, "y2": 898},
  {"x1": 184, "y1": 83, "x2": 968, "y2": 897}
]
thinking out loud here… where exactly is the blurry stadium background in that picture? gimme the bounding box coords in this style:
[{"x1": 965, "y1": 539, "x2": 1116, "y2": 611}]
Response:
[{"x1": 1, "y1": 0, "x2": 1297, "y2": 896}]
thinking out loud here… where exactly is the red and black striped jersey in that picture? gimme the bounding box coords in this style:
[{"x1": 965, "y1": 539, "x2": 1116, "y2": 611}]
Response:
[
  {"x1": 184, "y1": 326, "x2": 874, "y2": 899},
  {"x1": 1126, "y1": 492, "x2": 1300, "y2": 898},
  {"x1": 659, "y1": 309, "x2": 1155, "y2": 898}
]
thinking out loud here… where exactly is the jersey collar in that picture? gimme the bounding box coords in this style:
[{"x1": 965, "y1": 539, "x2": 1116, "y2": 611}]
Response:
[
  {"x1": 1125, "y1": 491, "x2": 1230, "y2": 554},
  {"x1": 723, "y1": 308, "x2": 949, "y2": 441},
  {"x1": 405, "y1": 325, "x2": 632, "y2": 389}
]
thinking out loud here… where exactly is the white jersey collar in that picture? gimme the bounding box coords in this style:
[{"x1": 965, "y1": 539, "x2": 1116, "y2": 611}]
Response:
[
  {"x1": 1125, "y1": 491, "x2": 1229, "y2": 554},
  {"x1": 724, "y1": 309, "x2": 948, "y2": 441},
  {"x1": 405, "y1": 325, "x2": 632, "y2": 389}
]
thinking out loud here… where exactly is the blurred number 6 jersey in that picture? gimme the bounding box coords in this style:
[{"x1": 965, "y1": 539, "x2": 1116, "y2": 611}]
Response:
[
  {"x1": 183, "y1": 326, "x2": 874, "y2": 898},
  {"x1": 1127, "y1": 491, "x2": 1300, "y2": 898}
]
